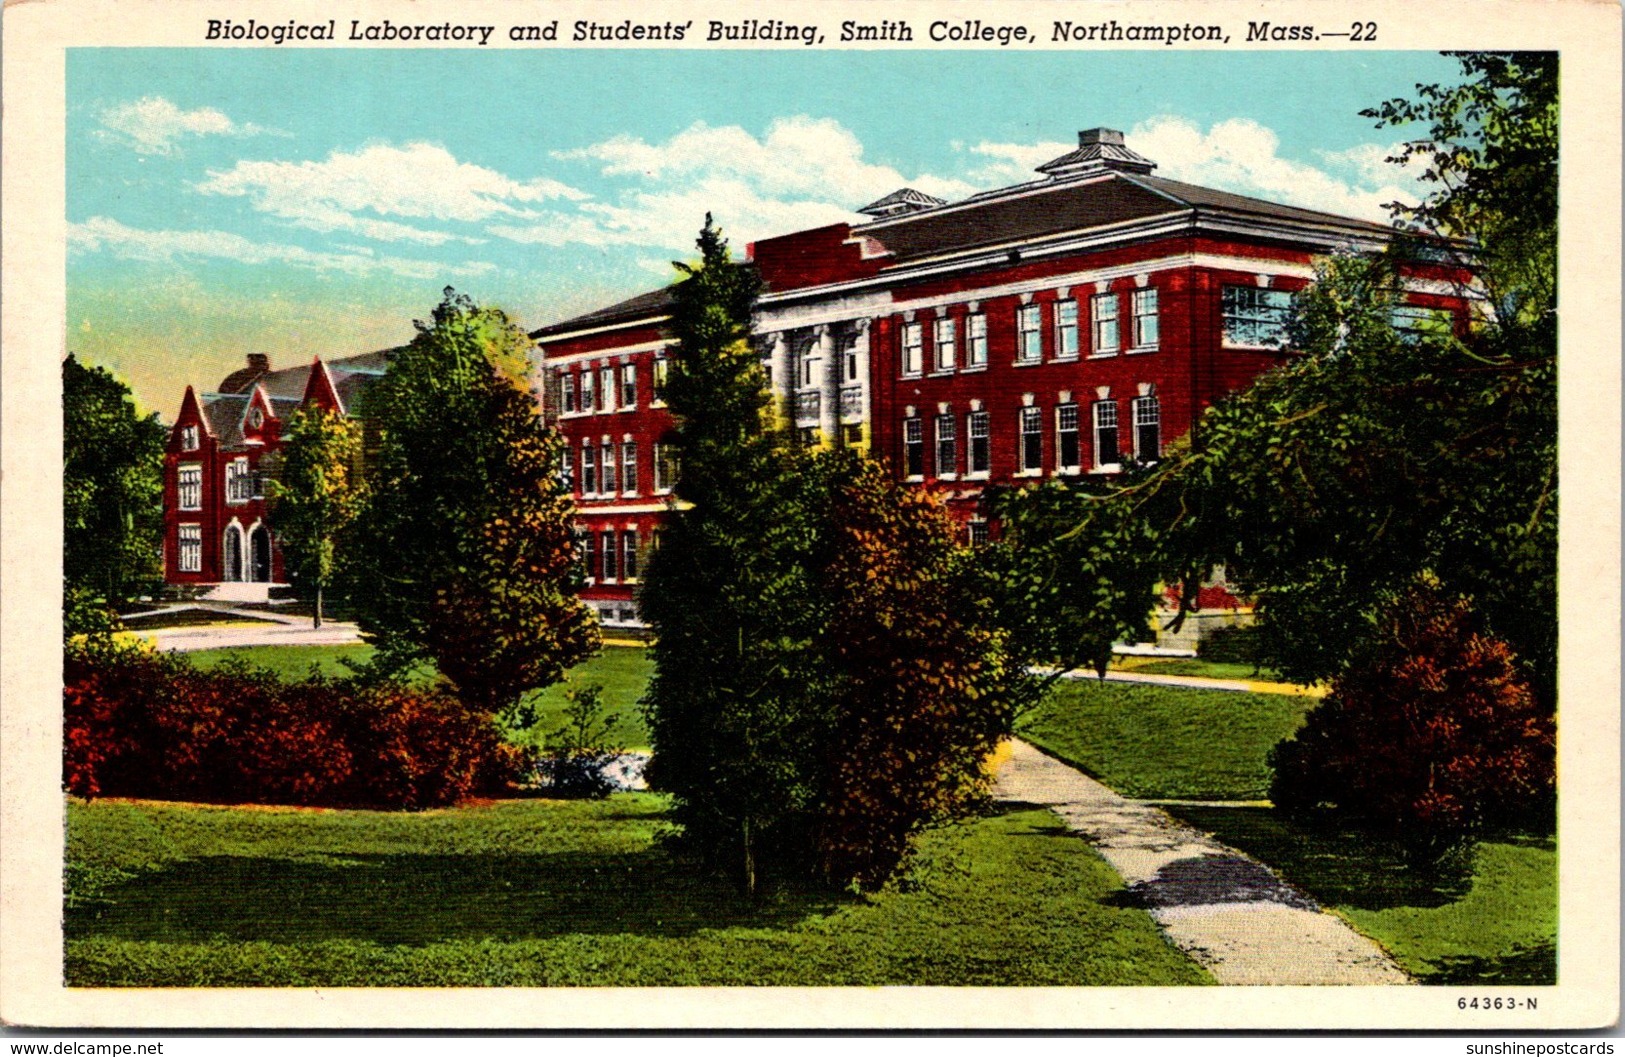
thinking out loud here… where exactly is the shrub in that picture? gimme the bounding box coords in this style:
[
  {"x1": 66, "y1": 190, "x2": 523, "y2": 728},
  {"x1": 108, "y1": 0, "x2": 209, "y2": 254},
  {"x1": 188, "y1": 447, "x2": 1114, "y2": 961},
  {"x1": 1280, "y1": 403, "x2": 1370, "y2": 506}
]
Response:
[
  {"x1": 535, "y1": 684, "x2": 624, "y2": 799},
  {"x1": 1268, "y1": 578, "x2": 1555, "y2": 857},
  {"x1": 63, "y1": 639, "x2": 522, "y2": 809}
]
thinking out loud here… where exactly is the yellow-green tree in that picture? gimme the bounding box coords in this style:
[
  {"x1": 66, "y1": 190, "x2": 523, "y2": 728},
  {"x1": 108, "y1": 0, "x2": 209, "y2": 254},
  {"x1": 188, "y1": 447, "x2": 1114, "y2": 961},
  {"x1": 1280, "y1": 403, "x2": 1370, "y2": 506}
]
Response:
[{"x1": 267, "y1": 404, "x2": 365, "y2": 628}]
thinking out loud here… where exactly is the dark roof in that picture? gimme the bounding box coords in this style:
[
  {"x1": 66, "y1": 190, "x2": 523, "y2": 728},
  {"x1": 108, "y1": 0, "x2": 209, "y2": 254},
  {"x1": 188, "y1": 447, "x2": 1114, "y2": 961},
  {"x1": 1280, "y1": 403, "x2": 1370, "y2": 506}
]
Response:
[
  {"x1": 857, "y1": 187, "x2": 948, "y2": 218},
  {"x1": 532, "y1": 285, "x2": 677, "y2": 339},
  {"x1": 855, "y1": 170, "x2": 1395, "y2": 265},
  {"x1": 1035, "y1": 134, "x2": 1157, "y2": 177},
  {"x1": 201, "y1": 394, "x2": 249, "y2": 449},
  {"x1": 217, "y1": 365, "x2": 266, "y2": 395},
  {"x1": 200, "y1": 347, "x2": 397, "y2": 446}
]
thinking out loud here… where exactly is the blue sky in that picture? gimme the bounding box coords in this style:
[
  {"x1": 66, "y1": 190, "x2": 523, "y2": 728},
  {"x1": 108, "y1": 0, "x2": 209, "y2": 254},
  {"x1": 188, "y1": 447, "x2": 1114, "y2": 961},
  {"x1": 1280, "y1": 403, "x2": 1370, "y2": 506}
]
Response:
[{"x1": 67, "y1": 48, "x2": 1463, "y2": 417}]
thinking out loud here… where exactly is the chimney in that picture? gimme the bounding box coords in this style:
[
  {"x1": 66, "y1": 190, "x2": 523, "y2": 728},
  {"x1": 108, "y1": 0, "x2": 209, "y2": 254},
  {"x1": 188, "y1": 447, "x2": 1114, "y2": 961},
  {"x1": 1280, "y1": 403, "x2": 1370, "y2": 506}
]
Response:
[
  {"x1": 1034, "y1": 127, "x2": 1156, "y2": 179},
  {"x1": 1080, "y1": 128, "x2": 1126, "y2": 147},
  {"x1": 247, "y1": 353, "x2": 270, "y2": 372}
]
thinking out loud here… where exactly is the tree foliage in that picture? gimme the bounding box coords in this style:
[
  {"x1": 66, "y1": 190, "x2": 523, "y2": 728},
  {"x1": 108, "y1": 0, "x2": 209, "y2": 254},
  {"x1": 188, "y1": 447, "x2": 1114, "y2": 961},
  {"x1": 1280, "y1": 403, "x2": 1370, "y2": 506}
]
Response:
[
  {"x1": 63, "y1": 354, "x2": 166, "y2": 608},
  {"x1": 265, "y1": 404, "x2": 366, "y2": 627},
  {"x1": 351, "y1": 288, "x2": 597, "y2": 714}
]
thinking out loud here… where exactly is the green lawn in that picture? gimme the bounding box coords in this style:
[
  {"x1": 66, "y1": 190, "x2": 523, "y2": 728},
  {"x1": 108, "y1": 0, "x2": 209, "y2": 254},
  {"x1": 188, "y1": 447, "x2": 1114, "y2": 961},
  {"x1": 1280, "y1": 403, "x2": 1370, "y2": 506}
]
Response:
[
  {"x1": 1017, "y1": 678, "x2": 1315, "y2": 800},
  {"x1": 1164, "y1": 805, "x2": 1556, "y2": 985},
  {"x1": 184, "y1": 643, "x2": 656, "y2": 751},
  {"x1": 1107, "y1": 656, "x2": 1284, "y2": 682},
  {"x1": 64, "y1": 796, "x2": 1209, "y2": 987}
]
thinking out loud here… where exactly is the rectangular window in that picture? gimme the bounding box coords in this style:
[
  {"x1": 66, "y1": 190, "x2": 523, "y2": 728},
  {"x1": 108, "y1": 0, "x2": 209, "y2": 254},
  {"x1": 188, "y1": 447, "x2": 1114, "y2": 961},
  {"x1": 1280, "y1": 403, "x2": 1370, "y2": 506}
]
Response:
[
  {"x1": 968, "y1": 411, "x2": 990, "y2": 475},
  {"x1": 935, "y1": 413, "x2": 957, "y2": 477},
  {"x1": 1093, "y1": 401, "x2": 1121, "y2": 469},
  {"x1": 580, "y1": 369, "x2": 596, "y2": 414},
  {"x1": 968, "y1": 519, "x2": 990, "y2": 547},
  {"x1": 621, "y1": 441, "x2": 638, "y2": 495},
  {"x1": 1057, "y1": 403, "x2": 1081, "y2": 472},
  {"x1": 601, "y1": 531, "x2": 618, "y2": 582},
  {"x1": 1390, "y1": 303, "x2": 1450, "y2": 342},
  {"x1": 599, "y1": 366, "x2": 616, "y2": 412},
  {"x1": 577, "y1": 528, "x2": 596, "y2": 582},
  {"x1": 180, "y1": 425, "x2": 199, "y2": 450},
  {"x1": 251, "y1": 467, "x2": 265, "y2": 501},
  {"x1": 580, "y1": 444, "x2": 597, "y2": 496},
  {"x1": 177, "y1": 464, "x2": 202, "y2": 510},
  {"x1": 1091, "y1": 293, "x2": 1120, "y2": 355},
  {"x1": 843, "y1": 340, "x2": 861, "y2": 382},
  {"x1": 558, "y1": 450, "x2": 574, "y2": 491},
  {"x1": 798, "y1": 343, "x2": 819, "y2": 388},
  {"x1": 652, "y1": 354, "x2": 670, "y2": 403},
  {"x1": 621, "y1": 530, "x2": 639, "y2": 582},
  {"x1": 934, "y1": 317, "x2": 956, "y2": 372},
  {"x1": 1018, "y1": 305, "x2": 1042, "y2": 362},
  {"x1": 842, "y1": 423, "x2": 864, "y2": 449},
  {"x1": 600, "y1": 442, "x2": 617, "y2": 495},
  {"x1": 901, "y1": 322, "x2": 923, "y2": 375},
  {"x1": 1134, "y1": 396, "x2": 1162, "y2": 462},
  {"x1": 1054, "y1": 300, "x2": 1080, "y2": 358},
  {"x1": 225, "y1": 459, "x2": 251, "y2": 504},
  {"x1": 1020, "y1": 406, "x2": 1043, "y2": 472},
  {"x1": 652, "y1": 443, "x2": 672, "y2": 493},
  {"x1": 903, "y1": 416, "x2": 924, "y2": 478},
  {"x1": 1222, "y1": 286, "x2": 1294, "y2": 347},
  {"x1": 967, "y1": 312, "x2": 988, "y2": 367},
  {"x1": 561, "y1": 372, "x2": 578, "y2": 414},
  {"x1": 177, "y1": 523, "x2": 201, "y2": 573},
  {"x1": 1133, "y1": 289, "x2": 1160, "y2": 348},
  {"x1": 620, "y1": 363, "x2": 637, "y2": 409}
]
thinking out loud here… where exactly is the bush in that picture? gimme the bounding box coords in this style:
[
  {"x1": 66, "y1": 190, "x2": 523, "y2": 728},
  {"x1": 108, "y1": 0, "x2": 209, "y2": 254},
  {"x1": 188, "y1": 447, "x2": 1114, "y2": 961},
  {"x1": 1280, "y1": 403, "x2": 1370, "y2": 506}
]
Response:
[
  {"x1": 63, "y1": 638, "x2": 525, "y2": 809},
  {"x1": 1268, "y1": 578, "x2": 1554, "y2": 857},
  {"x1": 535, "y1": 684, "x2": 624, "y2": 799}
]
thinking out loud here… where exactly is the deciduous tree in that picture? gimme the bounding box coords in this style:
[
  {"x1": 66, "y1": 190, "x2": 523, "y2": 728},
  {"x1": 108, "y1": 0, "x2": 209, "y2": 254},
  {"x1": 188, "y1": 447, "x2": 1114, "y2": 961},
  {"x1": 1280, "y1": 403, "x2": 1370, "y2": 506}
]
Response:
[{"x1": 265, "y1": 404, "x2": 365, "y2": 628}]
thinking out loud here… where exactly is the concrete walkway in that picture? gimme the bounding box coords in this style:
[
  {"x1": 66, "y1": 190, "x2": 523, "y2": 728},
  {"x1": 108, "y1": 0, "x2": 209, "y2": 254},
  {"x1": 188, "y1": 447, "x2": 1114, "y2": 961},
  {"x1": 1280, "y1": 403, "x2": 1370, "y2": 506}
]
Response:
[
  {"x1": 992, "y1": 738, "x2": 1410, "y2": 985},
  {"x1": 127, "y1": 605, "x2": 364, "y2": 653},
  {"x1": 1042, "y1": 666, "x2": 1325, "y2": 698}
]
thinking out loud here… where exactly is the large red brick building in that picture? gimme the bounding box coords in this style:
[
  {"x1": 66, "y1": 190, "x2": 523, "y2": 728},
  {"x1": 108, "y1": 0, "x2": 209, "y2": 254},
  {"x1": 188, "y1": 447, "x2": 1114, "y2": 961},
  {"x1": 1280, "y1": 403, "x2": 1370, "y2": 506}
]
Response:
[{"x1": 534, "y1": 128, "x2": 1470, "y2": 631}]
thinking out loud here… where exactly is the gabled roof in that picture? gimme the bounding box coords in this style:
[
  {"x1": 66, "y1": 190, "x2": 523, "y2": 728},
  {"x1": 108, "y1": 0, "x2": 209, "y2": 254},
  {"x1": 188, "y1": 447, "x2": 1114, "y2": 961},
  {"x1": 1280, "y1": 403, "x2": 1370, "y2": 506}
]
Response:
[
  {"x1": 196, "y1": 347, "x2": 397, "y2": 448},
  {"x1": 532, "y1": 285, "x2": 678, "y2": 340},
  {"x1": 200, "y1": 394, "x2": 250, "y2": 449}
]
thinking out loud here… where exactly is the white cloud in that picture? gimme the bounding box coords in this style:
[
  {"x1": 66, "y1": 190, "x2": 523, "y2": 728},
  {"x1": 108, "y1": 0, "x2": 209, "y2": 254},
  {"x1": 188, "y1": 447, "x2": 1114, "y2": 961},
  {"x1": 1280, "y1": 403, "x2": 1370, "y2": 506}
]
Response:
[
  {"x1": 195, "y1": 142, "x2": 588, "y2": 245},
  {"x1": 533, "y1": 116, "x2": 976, "y2": 251},
  {"x1": 68, "y1": 215, "x2": 494, "y2": 281},
  {"x1": 98, "y1": 96, "x2": 277, "y2": 155},
  {"x1": 965, "y1": 117, "x2": 1424, "y2": 222}
]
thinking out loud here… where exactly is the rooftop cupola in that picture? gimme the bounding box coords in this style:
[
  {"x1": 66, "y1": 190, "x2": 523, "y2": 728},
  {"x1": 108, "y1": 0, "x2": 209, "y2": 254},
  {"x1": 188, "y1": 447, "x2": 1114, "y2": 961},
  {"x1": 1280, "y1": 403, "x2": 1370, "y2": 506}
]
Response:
[
  {"x1": 856, "y1": 187, "x2": 948, "y2": 218},
  {"x1": 1035, "y1": 128, "x2": 1157, "y2": 179}
]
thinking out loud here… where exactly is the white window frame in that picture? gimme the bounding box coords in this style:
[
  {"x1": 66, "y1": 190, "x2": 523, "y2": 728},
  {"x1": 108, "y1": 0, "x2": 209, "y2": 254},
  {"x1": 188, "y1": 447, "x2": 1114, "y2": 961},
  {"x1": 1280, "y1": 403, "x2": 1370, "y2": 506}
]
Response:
[
  {"x1": 225, "y1": 457, "x2": 251, "y2": 505},
  {"x1": 967, "y1": 519, "x2": 990, "y2": 547},
  {"x1": 933, "y1": 317, "x2": 956, "y2": 373},
  {"x1": 600, "y1": 531, "x2": 618, "y2": 583},
  {"x1": 600, "y1": 441, "x2": 617, "y2": 495},
  {"x1": 901, "y1": 322, "x2": 923, "y2": 376},
  {"x1": 180, "y1": 425, "x2": 199, "y2": 451},
  {"x1": 935, "y1": 413, "x2": 957, "y2": 479},
  {"x1": 1133, "y1": 395, "x2": 1162, "y2": 462},
  {"x1": 621, "y1": 441, "x2": 638, "y2": 496},
  {"x1": 903, "y1": 416, "x2": 924, "y2": 480},
  {"x1": 967, "y1": 411, "x2": 991, "y2": 477},
  {"x1": 621, "y1": 530, "x2": 639, "y2": 583},
  {"x1": 599, "y1": 365, "x2": 617, "y2": 412},
  {"x1": 620, "y1": 363, "x2": 637, "y2": 410},
  {"x1": 798, "y1": 343, "x2": 820, "y2": 389},
  {"x1": 1017, "y1": 305, "x2": 1043, "y2": 363},
  {"x1": 580, "y1": 443, "x2": 597, "y2": 496},
  {"x1": 1092, "y1": 400, "x2": 1121, "y2": 471},
  {"x1": 1018, "y1": 406, "x2": 1043, "y2": 475},
  {"x1": 843, "y1": 340, "x2": 862, "y2": 383},
  {"x1": 1132, "y1": 288, "x2": 1160, "y2": 350},
  {"x1": 580, "y1": 369, "x2": 596, "y2": 414},
  {"x1": 652, "y1": 354, "x2": 670, "y2": 406},
  {"x1": 966, "y1": 312, "x2": 988, "y2": 368},
  {"x1": 1090, "y1": 293, "x2": 1120, "y2": 356},
  {"x1": 1222, "y1": 285, "x2": 1293, "y2": 349},
  {"x1": 177, "y1": 523, "x2": 202, "y2": 573},
  {"x1": 177, "y1": 464, "x2": 202, "y2": 511},
  {"x1": 561, "y1": 371, "x2": 578, "y2": 414},
  {"x1": 1057, "y1": 403, "x2": 1081, "y2": 474},
  {"x1": 1054, "y1": 299, "x2": 1080, "y2": 359},
  {"x1": 652, "y1": 442, "x2": 672, "y2": 494}
]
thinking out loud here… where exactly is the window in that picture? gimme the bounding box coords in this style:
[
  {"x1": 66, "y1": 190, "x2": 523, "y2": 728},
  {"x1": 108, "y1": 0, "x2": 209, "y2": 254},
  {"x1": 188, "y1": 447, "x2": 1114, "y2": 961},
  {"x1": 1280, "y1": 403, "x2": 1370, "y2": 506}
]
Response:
[
  {"x1": 798, "y1": 342, "x2": 819, "y2": 388},
  {"x1": 180, "y1": 425, "x2": 199, "y2": 450},
  {"x1": 1019, "y1": 406, "x2": 1043, "y2": 472},
  {"x1": 901, "y1": 322, "x2": 923, "y2": 375},
  {"x1": 1093, "y1": 401, "x2": 1120, "y2": 469},
  {"x1": 558, "y1": 450, "x2": 574, "y2": 491},
  {"x1": 1390, "y1": 303, "x2": 1451, "y2": 342},
  {"x1": 601, "y1": 531, "x2": 618, "y2": 581},
  {"x1": 251, "y1": 467, "x2": 265, "y2": 501},
  {"x1": 652, "y1": 354, "x2": 670, "y2": 403},
  {"x1": 561, "y1": 372, "x2": 578, "y2": 414},
  {"x1": 580, "y1": 369, "x2": 596, "y2": 414},
  {"x1": 225, "y1": 458, "x2": 251, "y2": 504},
  {"x1": 599, "y1": 366, "x2": 616, "y2": 411},
  {"x1": 617, "y1": 605, "x2": 637, "y2": 625},
  {"x1": 1133, "y1": 396, "x2": 1161, "y2": 462},
  {"x1": 1017, "y1": 305, "x2": 1042, "y2": 362},
  {"x1": 934, "y1": 317, "x2": 956, "y2": 372},
  {"x1": 903, "y1": 416, "x2": 924, "y2": 478},
  {"x1": 843, "y1": 340, "x2": 861, "y2": 382},
  {"x1": 1091, "y1": 293, "x2": 1120, "y2": 355},
  {"x1": 967, "y1": 519, "x2": 990, "y2": 547},
  {"x1": 1133, "y1": 289, "x2": 1160, "y2": 348},
  {"x1": 798, "y1": 426, "x2": 821, "y2": 449},
  {"x1": 620, "y1": 363, "x2": 637, "y2": 409},
  {"x1": 621, "y1": 441, "x2": 638, "y2": 495},
  {"x1": 177, "y1": 464, "x2": 202, "y2": 510},
  {"x1": 653, "y1": 442, "x2": 673, "y2": 493},
  {"x1": 581, "y1": 443, "x2": 597, "y2": 496},
  {"x1": 1222, "y1": 286, "x2": 1293, "y2": 347},
  {"x1": 177, "y1": 524, "x2": 202, "y2": 573},
  {"x1": 968, "y1": 411, "x2": 990, "y2": 475},
  {"x1": 966, "y1": 313, "x2": 988, "y2": 367},
  {"x1": 1054, "y1": 300, "x2": 1080, "y2": 358},
  {"x1": 577, "y1": 528, "x2": 596, "y2": 581},
  {"x1": 1057, "y1": 403, "x2": 1081, "y2": 472},
  {"x1": 600, "y1": 442, "x2": 617, "y2": 494},
  {"x1": 842, "y1": 423, "x2": 864, "y2": 449},
  {"x1": 621, "y1": 530, "x2": 639, "y2": 582},
  {"x1": 935, "y1": 414, "x2": 957, "y2": 477}
]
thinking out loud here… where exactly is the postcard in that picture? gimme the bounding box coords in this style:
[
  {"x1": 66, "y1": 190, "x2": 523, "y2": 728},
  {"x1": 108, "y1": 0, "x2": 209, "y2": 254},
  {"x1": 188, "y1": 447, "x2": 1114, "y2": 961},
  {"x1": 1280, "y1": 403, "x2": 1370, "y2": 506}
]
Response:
[{"x1": 1, "y1": 0, "x2": 1619, "y2": 1031}]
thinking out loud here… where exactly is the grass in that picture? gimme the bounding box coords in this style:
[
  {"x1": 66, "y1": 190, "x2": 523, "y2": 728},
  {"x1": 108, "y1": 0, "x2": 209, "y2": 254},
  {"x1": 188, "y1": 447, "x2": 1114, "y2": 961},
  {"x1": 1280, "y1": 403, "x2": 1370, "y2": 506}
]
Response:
[
  {"x1": 1164, "y1": 805, "x2": 1557, "y2": 985},
  {"x1": 1108, "y1": 656, "x2": 1284, "y2": 682},
  {"x1": 1017, "y1": 678, "x2": 1316, "y2": 800},
  {"x1": 184, "y1": 643, "x2": 656, "y2": 751},
  {"x1": 64, "y1": 796, "x2": 1209, "y2": 987}
]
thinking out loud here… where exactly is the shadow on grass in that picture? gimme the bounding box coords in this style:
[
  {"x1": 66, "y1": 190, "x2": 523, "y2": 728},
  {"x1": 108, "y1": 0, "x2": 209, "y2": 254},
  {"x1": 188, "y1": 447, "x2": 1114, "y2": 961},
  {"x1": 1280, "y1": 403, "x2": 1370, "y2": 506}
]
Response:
[
  {"x1": 66, "y1": 847, "x2": 844, "y2": 946},
  {"x1": 1424, "y1": 942, "x2": 1557, "y2": 986},
  {"x1": 1161, "y1": 804, "x2": 1476, "y2": 911}
]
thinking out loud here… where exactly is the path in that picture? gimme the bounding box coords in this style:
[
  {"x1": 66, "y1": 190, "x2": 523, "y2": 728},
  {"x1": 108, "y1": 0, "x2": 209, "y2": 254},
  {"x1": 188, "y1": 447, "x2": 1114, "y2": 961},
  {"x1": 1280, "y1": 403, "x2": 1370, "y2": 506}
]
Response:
[
  {"x1": 126, "y1": 605, "x2": 363, "y2": 653},
  {"x1": 991, "y1": 738, "x2": 1410, "y2": 985},
  {"x1": 1041, "y1": 666, "x2": 1324, "y2": 698}
]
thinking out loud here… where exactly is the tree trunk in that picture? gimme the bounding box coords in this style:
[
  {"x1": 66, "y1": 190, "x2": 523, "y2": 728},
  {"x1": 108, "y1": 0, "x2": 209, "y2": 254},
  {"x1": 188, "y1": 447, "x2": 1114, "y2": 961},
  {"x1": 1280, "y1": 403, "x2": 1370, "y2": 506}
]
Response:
[
  {"x1": 314, "y1": 584, "x2": 323, "y2": 629},
  {"x1": 742, "y1": 817, "x2": 756, "y2": 899}
]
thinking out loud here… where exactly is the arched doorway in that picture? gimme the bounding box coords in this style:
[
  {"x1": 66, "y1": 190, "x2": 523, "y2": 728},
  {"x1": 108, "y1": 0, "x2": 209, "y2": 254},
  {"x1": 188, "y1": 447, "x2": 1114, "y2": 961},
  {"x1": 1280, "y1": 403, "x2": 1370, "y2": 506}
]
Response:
[
  {"x1": 249, "y1": 525, "x2": 272, "y2": 583},
  {"x1": 222, "y1": 525, "x2": 243, "y2": 582}
]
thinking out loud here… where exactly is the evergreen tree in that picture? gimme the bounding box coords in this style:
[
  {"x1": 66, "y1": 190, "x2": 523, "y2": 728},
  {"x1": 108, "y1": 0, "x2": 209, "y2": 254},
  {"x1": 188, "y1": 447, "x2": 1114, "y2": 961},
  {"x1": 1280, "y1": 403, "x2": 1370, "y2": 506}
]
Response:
[
  {"x1": 351, "y1": 288, "x2": 597, "y2": 714},
  {"x1": 265, "y1": 403, "x2": 365, "y2": 628}
]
